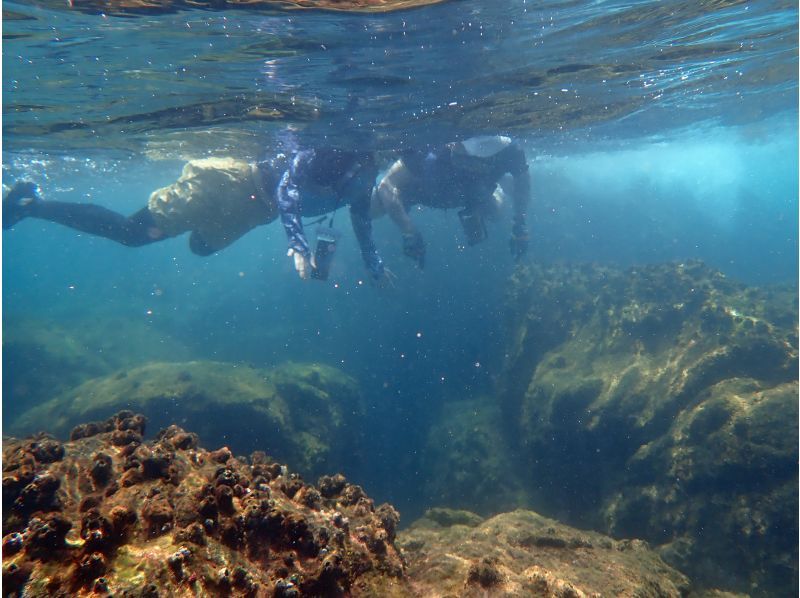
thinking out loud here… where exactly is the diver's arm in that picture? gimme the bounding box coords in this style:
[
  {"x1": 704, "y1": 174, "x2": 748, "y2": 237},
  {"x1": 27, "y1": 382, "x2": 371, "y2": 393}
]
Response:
[
  {"x1": 375, "y1": 161, "x2": 426, "y2": 268},
  {"x1": 505, "y1": 144, "x2": 531, "y2": 259},
  {"x1": 376, "y1": 161, "x2": 417, "y2": 236},
  {"x1": 349, "y1": 191, "x2": 385, "y2": 280},
  {"x1": 510, "y1": 164, "x2": 531, "y2": 223},
  {"x1": 276, "y1": 165, "x2": 313, "y2": 278},
  {"x1": 277, "y1": 172, "x2": 309, "y2": 256}
]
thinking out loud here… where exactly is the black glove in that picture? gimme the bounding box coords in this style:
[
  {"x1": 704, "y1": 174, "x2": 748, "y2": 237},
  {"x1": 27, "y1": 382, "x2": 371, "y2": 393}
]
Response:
[
  {"x1": 402, "y1": 231, "x2": 426, "y2": 269},
  {"x1": 509, "y1": 220, "x2": 529, "y2": 261}
]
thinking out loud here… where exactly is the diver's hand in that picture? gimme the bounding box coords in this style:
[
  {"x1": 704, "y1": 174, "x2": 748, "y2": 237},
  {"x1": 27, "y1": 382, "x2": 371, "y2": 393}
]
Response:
[
  {"x1": 287, "y1": 248, "x2": 315, "y2": 280},
  {"x1": 372, "y1": 267, "x2": 398, "y2": 289},
  {"x1": 402, "y1": 231, "x2": 426, "y2": 269},
  {"x1": 509, "y1": 220, "x2": 529, "y2": 261}
]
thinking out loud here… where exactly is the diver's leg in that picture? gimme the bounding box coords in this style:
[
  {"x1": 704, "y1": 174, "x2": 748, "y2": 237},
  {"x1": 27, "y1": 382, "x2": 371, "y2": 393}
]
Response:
[
  {"x1": 22, "y1": 197, "x2": 162, "y2": 247},
  {"x1": 3, "y1": 181, "x2": 41, "y2": 229}
]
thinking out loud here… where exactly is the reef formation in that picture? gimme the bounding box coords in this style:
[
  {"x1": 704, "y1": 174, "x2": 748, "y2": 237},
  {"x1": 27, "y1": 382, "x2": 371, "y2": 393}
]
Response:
[
  {"x1": 2, "y1": 412, "x2": 403, "y2": 597},
  {"x1": 3, "y1": 412, "x2": 711, "y2": 597},
  {"x1": 497, "y1": 260, "x2": 798, "y2": 597},
  {"x1": 399, "y1": 508, "x2": 691, "y2": 598},
  {"x1": 10, "y1": 361, "x2": 363, "y2": 483}
]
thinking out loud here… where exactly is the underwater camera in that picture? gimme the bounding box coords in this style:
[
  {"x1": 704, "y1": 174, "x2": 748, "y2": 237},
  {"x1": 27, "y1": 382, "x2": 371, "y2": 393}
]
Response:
[
  {"x1": 458, "y1": 208, "x2": 487, "y2": 245},
  {"x1": 311, "y1": 227, "x2": 340, "y2": 280}
]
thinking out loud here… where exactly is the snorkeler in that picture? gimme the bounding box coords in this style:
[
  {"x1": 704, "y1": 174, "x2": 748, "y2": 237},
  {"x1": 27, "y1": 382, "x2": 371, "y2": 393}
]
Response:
[
  {"x1": 276, "y1": 147, "x2": 384, "y2": 282},
  {"x1": 3, "y1": 149, "x2": 388, "y2": 283},
  {"x1": 373, "y1": 135, "x2": 531, "y2": 268}
]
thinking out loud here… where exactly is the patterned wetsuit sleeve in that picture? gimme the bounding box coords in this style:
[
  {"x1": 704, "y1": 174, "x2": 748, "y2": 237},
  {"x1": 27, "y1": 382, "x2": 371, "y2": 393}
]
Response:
[
  {"x1": 349, "y1": 190, "x2": 384, "y2": 278},
  {"x1": 276, "y1": 155, "x2": 310, "y2": 257}
]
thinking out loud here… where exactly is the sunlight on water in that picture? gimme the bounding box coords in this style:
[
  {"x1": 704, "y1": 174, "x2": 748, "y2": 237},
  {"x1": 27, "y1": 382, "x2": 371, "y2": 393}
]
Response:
[{"x1": 536, "y1": 116, "x2": 798, "y2": 228}]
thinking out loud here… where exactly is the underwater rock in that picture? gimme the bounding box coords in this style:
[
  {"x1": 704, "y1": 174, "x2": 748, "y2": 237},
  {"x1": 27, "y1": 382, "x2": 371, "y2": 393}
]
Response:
[
  {"x1": 398, "y1": 509, "x2": 690, "y2": 597},
  {"x1": 11, "y1": 361, "x2": 364, "y2": 482},
  {"x1": 2, "y1": 316, "x2": 190, "y2": 428},
  {"x1": 2, "y1": 412, "x2": 406, "y2": 597},
  {"x1": 411, "y1": 507, "x2": 484, "y2": 529},
  {"x1": 608, "y1": 378, "x2": 798, "y2": 597},
  {"x1": 499, "y1": 260, "x2": 798, "y2": 596},
  {"x1": 419, "y1": 399, "x2": 528, "y2": 514},
  {"x1": 3, "y1": 413, "x2": 743, "y2": 597}
]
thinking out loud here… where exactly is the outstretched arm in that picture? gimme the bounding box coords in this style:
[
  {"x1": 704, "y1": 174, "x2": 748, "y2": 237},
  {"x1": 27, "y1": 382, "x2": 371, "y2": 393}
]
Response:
[
  {"x1": 375, "y1": 160, "x2": 426, "y2": 268},
  {"x1": 276, "y1": 161, "x2": 313, "y2": 279},
  {"x1": 277, "y1": 170, "x2": 310, "y2": 257},
  {"x1": 505, "y1": 144, "x2": 531, "y2": 260},
  {"x1": 376, "y1": 161, "x2": 417, "y2": 235},
  {"x1": 345, "y1": 160, "x2": 387, "y2": 281},
  {"x1": 350, "y1": 188, "x2": 385, "y2": 281}
]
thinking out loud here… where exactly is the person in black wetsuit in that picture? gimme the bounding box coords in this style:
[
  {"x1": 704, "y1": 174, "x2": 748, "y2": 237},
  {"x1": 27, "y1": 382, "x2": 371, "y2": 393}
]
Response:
[
  {"x1": 372, "y1": 135, "x2": 531, "y2": 269},
  {"x1": 3, "y1": 149, "x2": 388, "y2": 282}
]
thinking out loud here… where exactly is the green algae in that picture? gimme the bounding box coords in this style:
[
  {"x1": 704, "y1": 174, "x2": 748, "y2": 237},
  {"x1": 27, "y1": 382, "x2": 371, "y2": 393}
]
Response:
[
  {"x1": 11, "y1": 360, "x2": 364, "y2": 481},
  {"x1": 419, "y1": 399, "x2": 528, "y2": 515}
]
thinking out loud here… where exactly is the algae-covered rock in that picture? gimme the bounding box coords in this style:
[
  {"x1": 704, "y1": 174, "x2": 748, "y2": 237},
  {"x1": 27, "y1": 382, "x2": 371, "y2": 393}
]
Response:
[
  {"x1": 609, "y1": 378, "x2": 798, "y2": 596},
  {"x1": 411, "y1": 507, "x2": 484, "y2": 529},
  {"x1": 498, "y1": 260, "x2": 798, "y2": 596},
  {"x1": 4, "y1": 413, "x2": 743, "y2": 597},
  {"x1": 10, "y1": 361, "x2": 364, "y2": 480},
  {"x1": 2, "y1": 316, "x2": 190, "y2": 427},
  {"x1": 419, "y1": 400, "x2": 527, "y2": 514},
  {"x1": 398, "y1": 509, "x2": 690, "y2": 597}
]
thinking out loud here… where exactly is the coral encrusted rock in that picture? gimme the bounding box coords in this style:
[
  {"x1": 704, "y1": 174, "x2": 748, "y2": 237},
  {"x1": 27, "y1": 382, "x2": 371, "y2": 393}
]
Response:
[
  {"x1": 10, "y1": 361, "x2": 363, "y2": 481},
  {"x1": 498, "y1": 260, "x2": 798, "y2": 596},
  {"x1": 4, "y1": 413, "x2": 744, "y2": 597},
  {"x1": 2, "y1": 412, "x2": 405, "y2": 597}
]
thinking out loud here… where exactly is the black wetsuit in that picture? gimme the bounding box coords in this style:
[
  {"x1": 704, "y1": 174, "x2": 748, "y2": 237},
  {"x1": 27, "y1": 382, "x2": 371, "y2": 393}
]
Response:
[{"x1": 401, "y1": 141, "x2": 528, "y2": 212}]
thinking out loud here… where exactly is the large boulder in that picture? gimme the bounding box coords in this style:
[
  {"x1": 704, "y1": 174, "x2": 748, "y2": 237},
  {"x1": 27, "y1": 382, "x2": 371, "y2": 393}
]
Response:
[
  {"x1": 10, "y1": 361, "x2": 364, "y2": 481},
  {"x1": 609, "y1": 378, "x2": 797, "y2": 595},
  {"x1": 59, "y1": 0, "x2": 447, "y2": 17},
  {"x1": 2, "y1": 316, "x2": 190, "y2": 427},
  {"x1": 498, "y1": 260, "x2": 798, "y2": 596}
]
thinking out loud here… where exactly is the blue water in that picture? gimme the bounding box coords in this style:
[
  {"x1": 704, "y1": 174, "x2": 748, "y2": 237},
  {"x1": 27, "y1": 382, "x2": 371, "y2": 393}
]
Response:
[{"x1": 2, "y1": 0, "x2": 798, "y2": 563}]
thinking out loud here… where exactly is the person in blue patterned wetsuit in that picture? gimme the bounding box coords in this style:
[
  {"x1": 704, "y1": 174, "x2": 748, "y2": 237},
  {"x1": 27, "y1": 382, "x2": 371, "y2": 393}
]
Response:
[
  {"x1": 3, "y1": 148, "x2": 387, "y2": 282},
  {"x1": 276, "y1": 147, "x2": 385, "y2": 282}
]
